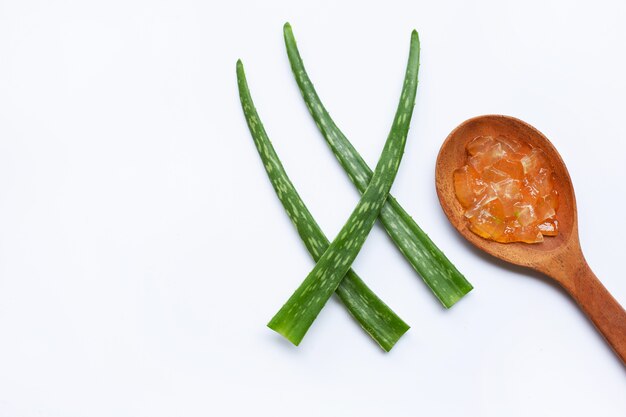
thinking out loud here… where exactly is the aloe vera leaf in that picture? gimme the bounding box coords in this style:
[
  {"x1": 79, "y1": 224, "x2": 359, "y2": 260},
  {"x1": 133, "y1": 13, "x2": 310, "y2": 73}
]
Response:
[
  {"x1": 284, "y1": 23, "x2": 473, "y2": 308},
  {"x1": 267, "y1": 31, "x2": 420, "y2": 345},
  {"x1": 237, "y1": 61, "x2": 409, "y2": 351}
]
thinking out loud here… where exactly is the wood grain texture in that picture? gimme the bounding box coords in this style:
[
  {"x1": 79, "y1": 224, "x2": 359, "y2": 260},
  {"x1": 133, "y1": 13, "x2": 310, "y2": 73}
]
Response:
[{"x1": 435, "y1": 114, "x2": 626, "y2": 364}]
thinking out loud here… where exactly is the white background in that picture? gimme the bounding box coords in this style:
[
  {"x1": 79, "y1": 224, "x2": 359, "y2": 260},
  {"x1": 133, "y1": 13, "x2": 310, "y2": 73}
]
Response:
[{"x1": 0, "y1": 0, "x2": 625, "y2": 416}]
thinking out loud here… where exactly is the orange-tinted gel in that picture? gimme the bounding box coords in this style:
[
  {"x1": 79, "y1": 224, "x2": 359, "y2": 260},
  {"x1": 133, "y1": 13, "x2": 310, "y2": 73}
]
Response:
[{"x1": 453, "y1": 135, "x2": 559, "y2": 243}]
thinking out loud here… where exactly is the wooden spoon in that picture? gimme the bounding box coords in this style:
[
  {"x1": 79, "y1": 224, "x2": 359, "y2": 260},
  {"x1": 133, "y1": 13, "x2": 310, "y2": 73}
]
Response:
[{"x1": 435, "y1": 114, "x2": 626, "y2": 364}]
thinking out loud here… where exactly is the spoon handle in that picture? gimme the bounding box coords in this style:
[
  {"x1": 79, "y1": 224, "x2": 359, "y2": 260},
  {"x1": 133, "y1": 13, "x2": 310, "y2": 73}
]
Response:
[{"x1": 552, "y1": 259, "x2": 626, "y2": 364}]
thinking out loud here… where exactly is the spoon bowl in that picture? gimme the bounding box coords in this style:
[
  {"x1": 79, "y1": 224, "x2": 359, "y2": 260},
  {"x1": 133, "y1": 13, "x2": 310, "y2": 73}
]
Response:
[
  {"x1": 436, "y1": 115, "x2": 626, "y2": 364},
  {"x1": 436, "y1": 115, "x2": 577, "y2": 267}
]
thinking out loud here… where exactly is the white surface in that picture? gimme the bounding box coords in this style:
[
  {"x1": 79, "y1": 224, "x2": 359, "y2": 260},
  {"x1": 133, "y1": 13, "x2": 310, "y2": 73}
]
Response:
[{"x1": 0, "y1": 0, "x2": 625, "y2": 416}]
